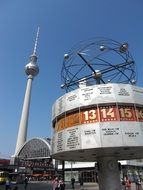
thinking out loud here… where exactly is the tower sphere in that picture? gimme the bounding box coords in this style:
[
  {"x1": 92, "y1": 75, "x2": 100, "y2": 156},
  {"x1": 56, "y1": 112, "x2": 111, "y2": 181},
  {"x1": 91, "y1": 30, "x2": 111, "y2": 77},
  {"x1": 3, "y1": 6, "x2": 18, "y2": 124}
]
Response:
[{"x1": 25, "y1": 55, "x2": 39, "y2": 76}]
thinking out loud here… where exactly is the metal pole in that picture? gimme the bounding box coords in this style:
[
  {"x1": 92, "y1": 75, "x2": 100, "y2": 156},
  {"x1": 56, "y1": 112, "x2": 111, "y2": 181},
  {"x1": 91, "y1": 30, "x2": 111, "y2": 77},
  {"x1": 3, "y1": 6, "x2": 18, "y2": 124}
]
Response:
[{"x1": 62, "y1": 160, "x2": 65, "y2": 181}]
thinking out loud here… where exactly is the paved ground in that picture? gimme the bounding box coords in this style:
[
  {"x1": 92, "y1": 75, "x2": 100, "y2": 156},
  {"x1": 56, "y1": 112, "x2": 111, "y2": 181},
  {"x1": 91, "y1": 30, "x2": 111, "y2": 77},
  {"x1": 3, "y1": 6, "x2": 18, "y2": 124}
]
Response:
[
  {"x1": 0, "y1": 182, "x2": 99, "y2": 190},
  {"x1": 0, "y1": 181, "x2": 141, "y2": 190},
  {"x1": 66, "y1": 182, "x2": 139, "y2": 190},
  {"x1": 0, "y1": 182, "x2": 50, "y2": 190}
]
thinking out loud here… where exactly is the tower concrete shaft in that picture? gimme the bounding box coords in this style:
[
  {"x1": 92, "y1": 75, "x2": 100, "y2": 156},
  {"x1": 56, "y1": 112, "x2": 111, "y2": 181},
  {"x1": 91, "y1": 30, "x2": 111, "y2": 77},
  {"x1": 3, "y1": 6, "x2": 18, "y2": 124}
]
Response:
[{"x1": 15, "y1": 75, "x2": 33, "y2": 154}]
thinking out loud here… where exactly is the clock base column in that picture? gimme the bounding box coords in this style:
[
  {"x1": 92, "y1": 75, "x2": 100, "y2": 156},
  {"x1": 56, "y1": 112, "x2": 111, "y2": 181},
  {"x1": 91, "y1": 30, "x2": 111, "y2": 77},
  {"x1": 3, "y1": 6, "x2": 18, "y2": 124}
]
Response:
[{"x1": 97, "y1": 157, "x2": 122, "y2": 190}]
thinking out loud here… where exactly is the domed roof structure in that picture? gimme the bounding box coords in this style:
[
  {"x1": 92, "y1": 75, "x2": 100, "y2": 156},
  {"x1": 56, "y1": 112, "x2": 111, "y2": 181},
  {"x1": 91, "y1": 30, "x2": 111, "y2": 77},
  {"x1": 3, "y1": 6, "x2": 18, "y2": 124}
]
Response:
[{"x1": 16, "y1": 137, "x2": 51, "y2": 159}]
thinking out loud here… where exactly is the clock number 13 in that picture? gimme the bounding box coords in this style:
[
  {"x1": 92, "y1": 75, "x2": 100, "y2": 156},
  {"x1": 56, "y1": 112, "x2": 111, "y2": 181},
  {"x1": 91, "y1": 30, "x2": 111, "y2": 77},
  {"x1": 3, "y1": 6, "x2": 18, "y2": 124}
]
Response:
[{"x1": 83, "y1": 109, "x2": 96, "y2": 121}]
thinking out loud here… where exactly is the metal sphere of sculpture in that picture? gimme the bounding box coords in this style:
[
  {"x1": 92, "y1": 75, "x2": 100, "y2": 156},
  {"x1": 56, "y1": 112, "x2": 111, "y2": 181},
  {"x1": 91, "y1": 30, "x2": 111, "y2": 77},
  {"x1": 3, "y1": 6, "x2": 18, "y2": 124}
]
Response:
[
  {"x1": 64, "y1": 53, "x2": 70, "y2": 60},
  {"x1": 61, "y1": 38, "x2": 136, "y2": 92}
]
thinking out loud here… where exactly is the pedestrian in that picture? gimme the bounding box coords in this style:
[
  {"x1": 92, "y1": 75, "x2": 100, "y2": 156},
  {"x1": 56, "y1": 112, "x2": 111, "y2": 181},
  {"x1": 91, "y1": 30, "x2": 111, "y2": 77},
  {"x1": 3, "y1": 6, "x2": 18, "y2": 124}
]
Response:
[
  {"x1": 59, "y1": 179, "x2": 65, "y2": 190},
  {"x1": 51, "y1": 177, "x2": 59, "y2": 190},
  {"x1": 121, "y1": 177, "x2": 126, "y2": 190},
  {"x1": 79, "y1": 177, "x2": 83, "y2": 186},
  {"x1": 71, "y1": 177, "x2": 75, "y2": 189},
  {"x1": 135, "y1": 176, "x2": 142, "y2": 190},
  {"x1": 5, "y1": 178, "x2": 11, "y2": 190},
  {"x1": 125, "y1": 176, "x2": 131, "y2": 190},
  {"x1": 24, "y1": 177, "x2": 28, "y2": 189}
]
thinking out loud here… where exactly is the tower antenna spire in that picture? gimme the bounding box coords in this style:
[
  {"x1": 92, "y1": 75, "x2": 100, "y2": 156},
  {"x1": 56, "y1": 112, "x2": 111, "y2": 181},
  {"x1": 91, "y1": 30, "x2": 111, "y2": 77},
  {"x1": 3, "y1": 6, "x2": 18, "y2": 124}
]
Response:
[{"x1": 33, "y1": 26, "x2": 40, "y2": 55}]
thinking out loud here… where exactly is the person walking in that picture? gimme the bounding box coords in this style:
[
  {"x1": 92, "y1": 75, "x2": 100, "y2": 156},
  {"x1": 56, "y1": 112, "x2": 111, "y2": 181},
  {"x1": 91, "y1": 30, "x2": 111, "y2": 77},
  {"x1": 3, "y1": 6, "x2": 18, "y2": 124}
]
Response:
[
  {"x1": 24, "y1": 177, "x2": 28, "y2": 189},
  {"x1": 59, "y1": 179, "x2": 65, "y2": 190},
  {"x1": 125, "y1": 176, "x2": 131, "y2": 190},
  {"x1": 51, "y1": 177, "x2": 59, "y2": 190},
  {"x1": 71, "y1": 177, "x2": 75, "y2": 189},
  {"x1": 5, "y1": 178, "x2": 11, "y2": 190},
  {"x1": 79, "y1": 177, "x2": 83, "y2": 186},
  {"x1": 121, "y1": 177, "x2": 126, "y2": 190},
  {"x1": 135, "y1": 176, "x2": 142, "y2": 190}
]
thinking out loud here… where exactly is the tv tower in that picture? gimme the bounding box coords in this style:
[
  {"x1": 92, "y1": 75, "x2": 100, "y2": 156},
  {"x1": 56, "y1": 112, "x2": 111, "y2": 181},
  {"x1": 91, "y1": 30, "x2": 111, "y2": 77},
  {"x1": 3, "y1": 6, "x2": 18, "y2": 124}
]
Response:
[{"x1": 14, "y1": 28, "x2": 40, "y2": 155}]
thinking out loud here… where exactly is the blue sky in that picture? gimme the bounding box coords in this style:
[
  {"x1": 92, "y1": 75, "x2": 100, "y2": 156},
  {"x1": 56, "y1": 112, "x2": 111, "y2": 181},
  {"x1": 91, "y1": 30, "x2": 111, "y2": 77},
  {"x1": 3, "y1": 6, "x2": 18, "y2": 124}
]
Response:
[{"x1": 0, "y1": 0, "x2": 143, "y2": 158}]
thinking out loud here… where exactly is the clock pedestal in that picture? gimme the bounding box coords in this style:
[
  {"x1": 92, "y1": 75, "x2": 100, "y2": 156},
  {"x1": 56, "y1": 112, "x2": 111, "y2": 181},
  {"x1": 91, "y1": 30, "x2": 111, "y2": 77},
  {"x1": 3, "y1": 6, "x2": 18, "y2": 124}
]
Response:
[{"x1": 98, "y1": 157, "x2": 122, "y2": 190}]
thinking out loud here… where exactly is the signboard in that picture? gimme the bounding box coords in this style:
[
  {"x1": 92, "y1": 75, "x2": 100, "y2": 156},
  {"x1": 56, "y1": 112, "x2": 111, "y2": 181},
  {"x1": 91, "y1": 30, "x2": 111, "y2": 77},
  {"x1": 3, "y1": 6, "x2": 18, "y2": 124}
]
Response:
[
  {"x1": 65, "y1": 90, "x2": 79, "y2": 111},
  {"x1": 65, "y1": 127, "x2": 81, "y2": 150},
  {"x1": 79, "y1": 86, "x2": 96, "y2": 106},
  {"x1": 113, "y1": 84, "x2": 134, "y2": 103},
  {"x1": 95, "y1": 84, "x2": 116, "y2": 104},
  {"x1": 100, "y1": 122, "x2": 123, "y2": 147},
  {"x1": 122, "y1": 122, "x2": 143, "y2": 146},
  {"x1": 80, "y1": 123, "x2": 101, "y2": 149},
  {"x1": 132, "y1": 86, "x2": 143, "y2": 105},
  {"x1": 56, "y1": 131, "x2": 65, "y2": 152},
  {"x1": 52, "y1": 95, "x2": 66, "y2": 118}
]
